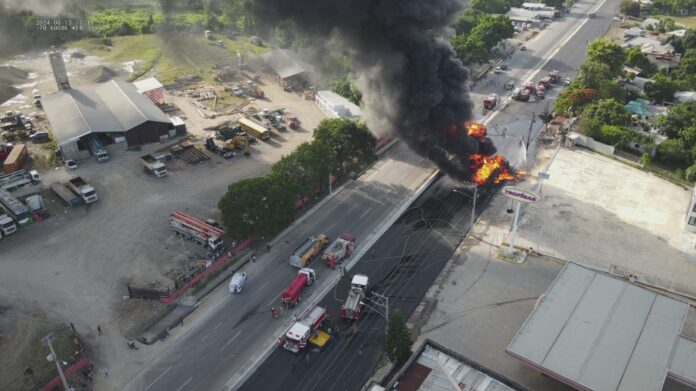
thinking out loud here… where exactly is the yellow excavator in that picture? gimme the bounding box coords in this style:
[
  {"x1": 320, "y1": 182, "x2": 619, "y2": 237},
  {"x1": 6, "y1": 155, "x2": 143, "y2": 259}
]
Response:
[{"x1": 225, "y1": 135, "x2": 251, "y2": 156}]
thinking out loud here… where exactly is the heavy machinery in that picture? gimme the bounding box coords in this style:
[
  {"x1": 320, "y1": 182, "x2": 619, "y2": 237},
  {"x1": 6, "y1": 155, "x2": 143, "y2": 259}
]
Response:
[
  {"x1": 283, "y1": 305, "x2": 328, "y2": 353},
  {"x1": 87, "y1": 135, "x2": 109, "y2": 162},
  {"x1": 141, "y1": 154, "x2": 167, "y2": 177},
  {"x1": 225, "y1": 136, "x2": 250, "y2": 156},
  {"x1": 341, "y1": 274, "x2": 369, "y2": 320},
  {"x1": 483, "y1": 94, "x2": 499, "y2": 110},
  {"x1": 170, "y1": 211, "x2": 224, "y2": 251},
  {"x1": 322, "y1": 233, "x2": 356, "y2": 269},
  {"x1": 290, "y1": 234, "x2": 328, "y2": 268},
  {"x1": 281, "y1": 268, "x2": 316, "y2": 307},
  {"x1": 66, "y1": 177, "x2": 98, "y2": 204}
]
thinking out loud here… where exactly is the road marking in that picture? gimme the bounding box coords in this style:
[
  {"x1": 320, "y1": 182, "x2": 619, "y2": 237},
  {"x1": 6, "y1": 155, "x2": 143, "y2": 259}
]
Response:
[
  {"x1": 145, "y1": 366, "x2": 172, "y2": 390},
  {"x1": 201, "y1": 333, "x2": 209, "y2": 341},
  {"x1": 213, "y1": 322, "x2": 222, "y2": 330},
  {"x1": 251, "y1": 281, "x2": 269, "y2": 296},
  {"x1": 219, "y1": 331, "x2": 242, "y2": 351},
  {"x1": 267, "y1": 292, "x2": 281, "y2": 307},
  {"x1": 359, "y1": 207, "x2": 373, "y2": 219},
  {"x1": 176, "y1": 377, "x2": 193, "y2": 391}
]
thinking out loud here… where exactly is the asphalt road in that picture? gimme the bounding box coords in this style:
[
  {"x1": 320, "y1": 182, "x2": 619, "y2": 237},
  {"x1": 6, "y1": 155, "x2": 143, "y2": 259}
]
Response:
[
  {"x1": 239, "y1": 0, "x2": 619, "y2": 390},
  {"x1": 240, "y1": 176, "x2": 493, "y2": 391},
  {"x1": 129, "y1": 143, "x2": 438, "y2": 391}
]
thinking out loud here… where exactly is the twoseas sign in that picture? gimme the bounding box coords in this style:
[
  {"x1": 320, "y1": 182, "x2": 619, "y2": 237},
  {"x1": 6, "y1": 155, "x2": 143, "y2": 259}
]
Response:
[{"x1": 502, "y1": 186, "x2": 540, "y2": 203}]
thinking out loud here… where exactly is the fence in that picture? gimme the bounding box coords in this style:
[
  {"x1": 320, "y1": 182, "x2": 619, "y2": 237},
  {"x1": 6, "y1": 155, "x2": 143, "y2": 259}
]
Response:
[{"x1": 127, "y1": 285, "x2": 173, "y2": 300}]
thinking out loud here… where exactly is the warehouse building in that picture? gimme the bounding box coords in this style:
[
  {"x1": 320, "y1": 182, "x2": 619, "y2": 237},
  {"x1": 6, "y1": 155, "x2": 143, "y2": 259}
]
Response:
[
  {"x1": 261, "y1": 49, "x2": 313, "y2": 90},
  {"x1": 43, "y1": 80, "x2": 175, "y2": 160},
  {"x1": 506, "y1": 262, "x2": 696, "y2": 391}
]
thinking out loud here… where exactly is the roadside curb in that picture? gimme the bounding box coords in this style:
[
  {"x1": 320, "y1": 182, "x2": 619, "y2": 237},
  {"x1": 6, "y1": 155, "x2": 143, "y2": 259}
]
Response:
[{"x1": 224, "y1": 168, "x2": 441, "y2": 390}]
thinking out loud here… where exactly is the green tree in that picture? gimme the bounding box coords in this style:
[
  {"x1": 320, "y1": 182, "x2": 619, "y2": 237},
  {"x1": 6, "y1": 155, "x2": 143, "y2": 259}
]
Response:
[
  {"x1": 218, "y1": 176, "x2": 295, "y2": 240},
  {"x1": 555, "y1": 85, "x2": 596, "y2": 115},
  {"x1": 620, "y1": 0, "x2": 641, "y2": 17},
  {"x1": 658, "y1": 101, "x2": 696, "y2": 138},
  {"x1": 313, "y1": 118, "x2": 376, "y2": 175},
  {"x1": 645, "y1": 73, "x2": 679, "y2": 102},
  {"x1": 470, "y1": 0, "x2": 510, "y2": 14},
  {"x1": 452, "y1": 9, "x2": 482, "y2": 35},
  {"x1": 583, "y1": 99, "x2": 631, "y2": 126},
  {"x1": 685, "y1": 162, "x2": 696, "y2": 181},
  {"x1": 272, "y1": 141, "x2": 334, "y2": 196},
  {"x1": 670, "y1": 29, "x2": 696, "y2": 54},
  {"x1": 596, "y1": 124, "x2": 633, "y2": 145},
  {"x1": 451, "y1": 34, "x2": 488, "y2": 65},
  {"x1": 384, "y1": 309, "x2": 413, "y2": 366},
  {"x1": 578, "y1": 61, "x2": 613, "y2": 90},
  {"x1": 469, "y1": 15, "x2": 514, "y2": 50},
  {"x1": 625, "y1": 47, "x2": 657, "y2": 76},
  {"x1": 587, "y1": 39, "x2": 627, "y2": 75},
  {"x1": 331, "y1": 79, "x2": 362, "y2": 106},
  {"x1": 655, "y1": 139, "x2": 691, "y2": 166},
  {"x1": 538, "y1": 104, "x2": 554, "y2": 132}
]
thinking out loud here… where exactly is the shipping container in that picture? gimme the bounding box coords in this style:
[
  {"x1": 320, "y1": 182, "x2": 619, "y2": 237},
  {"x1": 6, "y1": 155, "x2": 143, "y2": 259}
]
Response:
[{"x1": 3, "y1": 143, "x2": 27, "y2": 174}]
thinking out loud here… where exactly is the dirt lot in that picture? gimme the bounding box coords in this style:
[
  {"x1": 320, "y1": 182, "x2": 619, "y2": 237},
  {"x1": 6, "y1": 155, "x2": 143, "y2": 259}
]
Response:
[{"x1": 0, "y1": 41, "x2": 327, "y2": 386}]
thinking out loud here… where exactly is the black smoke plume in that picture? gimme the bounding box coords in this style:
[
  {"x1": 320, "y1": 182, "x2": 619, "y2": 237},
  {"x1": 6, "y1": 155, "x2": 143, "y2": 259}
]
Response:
[{"x1": 252, "y1": 0, "x2": 496, "y2": 180}]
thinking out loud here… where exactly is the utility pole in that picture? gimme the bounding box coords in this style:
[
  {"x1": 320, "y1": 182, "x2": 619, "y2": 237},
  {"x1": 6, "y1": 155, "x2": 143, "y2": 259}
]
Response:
[
  {"x1": 41, "y1": 333, "x2": 71, "y2": 391},
  {"x1": 508, "y1": 201, "x2": 522, "y2": 254},
  {"x1": 361, "y1": 292, "x2": 389, "y2": 330},
  {"x1": 526, "y1": 111, "x2": 536, "y2": 149},
  {"x1": 452, "y1": 185, "x2": 478, "y2": 229},
  {"x1": 329, "y1": 172, "x2": 332, "y2": 194}
]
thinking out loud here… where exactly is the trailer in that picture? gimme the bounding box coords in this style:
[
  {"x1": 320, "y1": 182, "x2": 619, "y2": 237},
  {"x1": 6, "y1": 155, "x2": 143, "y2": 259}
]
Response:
[
  {"x1": 0, "y1": 189, "x2": 31, "y2": 226},
  {"x1": 0, "y1": 169, "x2": 39, "y2": 191},
  {"x1": 281, "y1": 268, "x2": 316, "y2": 307},
  {"x1": 341, "y1": 275, "x2": 369, "y2": 320},
  {"x1": 322, "y1": 233, "x2": 356, "y2": 269},
  {"x1": 170, "y1": 211, "x2": 224, "y2": 251},
  {"x1": 283, "y1": 305, "x2": 328, "y2": 353},
  {"x1": 290, "y1": 234, "x2": 328, "y2": 268},
  {"x1": 140, "y1": 154, "x2": 167, "y2": 177},
  {"x1": 239, "y1": 117, "x2": 271, "y2": 141},
  {"x1": 87, "y1": 135, "x2": 108, "y2": 162},
  {"x1": 51, "y1": 182, "x2": 84, "y2": 207},
  {"x1": 3, "y1": 143, "x2": 27, "y2": 174},
  {"x1": 67, "y1": 177, "x2": 98, "y2": 204}
]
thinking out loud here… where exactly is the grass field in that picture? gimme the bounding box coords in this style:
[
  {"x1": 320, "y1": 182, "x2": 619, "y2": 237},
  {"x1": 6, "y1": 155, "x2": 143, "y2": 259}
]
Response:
[{"x1": 67, "y1": 32, "x2": 269, "y2": 83}]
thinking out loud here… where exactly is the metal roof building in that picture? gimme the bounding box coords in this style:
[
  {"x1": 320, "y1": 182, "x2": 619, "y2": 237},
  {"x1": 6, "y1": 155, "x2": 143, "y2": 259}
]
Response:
[
  {"x1": 506, "y1": 263, "x2": 696, "y2": 391},
  {"x1": 43, "y1": 80, "x2": 174, "y2": 160},
  {"x1": 385, "y1": 339, "x2": 532, "y2": 391},
  {"x1": 315, "y1": 90, "x2": 362, "y2": 120},
  {"x1": 261, "y1": 49, "x2": 313, "y2": 89}
]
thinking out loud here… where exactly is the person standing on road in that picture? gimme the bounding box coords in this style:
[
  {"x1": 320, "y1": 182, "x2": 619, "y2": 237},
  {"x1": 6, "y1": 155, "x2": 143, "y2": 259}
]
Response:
[
  {"x1": 102, "y1": 368, "x2": 109, "y2": 377},
  {"x1": 97, "y1": 325, "x2": 102, "y2": 336},
  {"x1": 267, "y1": 244, "x2": 271, "y2": 253}
]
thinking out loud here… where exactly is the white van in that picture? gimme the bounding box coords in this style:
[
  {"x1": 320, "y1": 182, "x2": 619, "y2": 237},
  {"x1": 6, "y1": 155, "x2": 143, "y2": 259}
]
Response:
[{"x1": 229, "y1": 272, "x2": 247, "y2": 294}]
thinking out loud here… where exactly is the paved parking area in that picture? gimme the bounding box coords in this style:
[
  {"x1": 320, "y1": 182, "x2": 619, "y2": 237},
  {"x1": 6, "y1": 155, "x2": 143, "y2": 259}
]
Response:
[{"x1": 518, "y1": 147, "x2": 696, "y2": 298}]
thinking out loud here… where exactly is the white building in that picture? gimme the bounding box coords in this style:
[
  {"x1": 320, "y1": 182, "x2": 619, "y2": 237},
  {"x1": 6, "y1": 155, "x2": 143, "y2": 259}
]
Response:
[{"x1": 315, "y1": 90, "x2": 362, "y2": 120}]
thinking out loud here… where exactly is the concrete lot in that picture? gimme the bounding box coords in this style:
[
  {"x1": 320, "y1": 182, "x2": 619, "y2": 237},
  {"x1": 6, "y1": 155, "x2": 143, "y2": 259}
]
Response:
[{"x1": 518, "y1": 147, "x2": 696, "y2": 298}]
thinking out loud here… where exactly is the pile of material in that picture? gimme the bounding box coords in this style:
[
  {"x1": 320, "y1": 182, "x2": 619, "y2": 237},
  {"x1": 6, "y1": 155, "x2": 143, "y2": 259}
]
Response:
[{"x1": 170, "y1": 141, "x2": 210, "y2": 164}]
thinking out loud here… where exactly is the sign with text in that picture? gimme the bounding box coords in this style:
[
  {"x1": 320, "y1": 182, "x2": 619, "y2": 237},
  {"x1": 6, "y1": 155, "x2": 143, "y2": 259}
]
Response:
[{"x1": 502, "y1": 186, "x2": 540, "y2": 203}]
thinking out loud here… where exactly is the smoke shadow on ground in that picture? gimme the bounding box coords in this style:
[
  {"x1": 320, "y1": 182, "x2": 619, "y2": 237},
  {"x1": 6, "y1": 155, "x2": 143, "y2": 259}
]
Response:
[{"x1": 270, "y1": 133, "x2": 288, "y2": 142}]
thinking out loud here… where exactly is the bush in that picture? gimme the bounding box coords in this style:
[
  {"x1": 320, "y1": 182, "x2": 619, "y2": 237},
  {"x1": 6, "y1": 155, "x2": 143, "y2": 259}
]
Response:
[
  {"x1": 655, "y1": 139, "x2": 691, "y2": 167},
  {"x1": 686, "y1": 163, "x2": 696, "y2": 182}
]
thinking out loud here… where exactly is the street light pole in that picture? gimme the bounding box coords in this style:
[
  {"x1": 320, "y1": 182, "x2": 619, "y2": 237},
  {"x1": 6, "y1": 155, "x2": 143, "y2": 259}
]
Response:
[{"x1": 41, "y1": 333, "x2": 71, "y2": 391}]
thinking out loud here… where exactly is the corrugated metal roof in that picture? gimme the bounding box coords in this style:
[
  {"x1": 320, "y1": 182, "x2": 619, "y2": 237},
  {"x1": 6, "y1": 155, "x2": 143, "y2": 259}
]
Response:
[
  {"x1": 506, "y1": 263, "x2": 690, "y2": 391},
  {"x1": 132, "y1": 77, "x2": 163, "y2": 93},
  {"x1": 43, "y1": 80, "x2": 171, "y2": 146},
  {"x1": 261, "y1": 49, "x2": 311, "y2": 79},
  {"x1": 669, "y1": 336, "x2": 696, "y2": 386}
]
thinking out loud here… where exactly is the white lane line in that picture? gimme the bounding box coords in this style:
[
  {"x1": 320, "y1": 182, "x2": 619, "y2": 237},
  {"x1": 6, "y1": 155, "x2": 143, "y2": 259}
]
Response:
[
  {"x1": 400, "y1": 171, "x2": 410, "y2": 181},
  {"x1": 359, "y1": 207, "x2": 373, "y2": 219},
  {"x1": 219, "y1": 331, "x2": 242, "y2": 352},
  {"x1": 251, "y1": 281, "x2": 269, "y2": 296},
  {"x1": 213, "y1": 322, "x2": 222, "y2": 330},
  {"x1": 145, "y1": 366, "x2": 172, "y2": 390},
  {"x1": 267, "y1": 292, "x2": 281, "y2": 307},
  {"x1": 201, "y1": 333, "x2": 209, "y2": 341},
  {"x1": 176, "y1": 376, "x2": 193, "y2": 391}
]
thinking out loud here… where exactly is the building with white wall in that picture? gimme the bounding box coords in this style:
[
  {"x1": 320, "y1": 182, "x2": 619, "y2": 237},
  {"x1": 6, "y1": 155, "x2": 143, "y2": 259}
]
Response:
[{"x1": 315, "y1": 90, "x2": 362, "y2": 120}]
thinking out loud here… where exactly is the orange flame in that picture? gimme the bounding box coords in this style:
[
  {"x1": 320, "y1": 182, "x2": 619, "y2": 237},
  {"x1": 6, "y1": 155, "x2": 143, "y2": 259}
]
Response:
[
  {"x1": 467, "y1": 122, "x2": 487, "y2": 139},
  {"x1": 470, "y1": 154, "x2": 523, "y2": 186}
]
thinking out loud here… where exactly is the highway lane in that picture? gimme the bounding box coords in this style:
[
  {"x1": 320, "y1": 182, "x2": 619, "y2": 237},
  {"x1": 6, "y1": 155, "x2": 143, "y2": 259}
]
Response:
[
  {"x1": 240, "y1": 0, "x2": 619, "y2": 390},
  {"x1": 241, "y1": 177, "x2": 487, "y2": 391},
  {"x1": 128, "y1": 142, "x2": 438, "y2": 391}
]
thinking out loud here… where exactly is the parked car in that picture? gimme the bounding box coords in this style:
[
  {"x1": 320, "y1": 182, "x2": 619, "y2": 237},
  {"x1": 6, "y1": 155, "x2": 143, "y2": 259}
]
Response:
[
  {"x1": 30, "y1": 132, "x2": 49, "y2": 143},
  {"x1": 565, "y1": 77, "x2": 572, "y2": 86},
  {"x1": 229, "y1": 272, "x2": 247, "y2": 294},
  {"x1": 500, "y1": 64, "x2": 508, "y2": 70},
  {"x1": 65, "y1": 159, "x2": 78, "y2": 170},
  {"x1": 494, "y1": 66, "x2": 502, "y2": 74},
  {"x1": 520, "y1": 45, "x2": 526, "y2": 51}
]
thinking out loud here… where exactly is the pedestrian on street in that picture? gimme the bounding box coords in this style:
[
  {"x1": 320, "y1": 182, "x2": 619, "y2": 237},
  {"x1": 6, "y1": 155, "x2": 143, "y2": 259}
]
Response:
[
  {"x1": 267, "y1": 244, "x2": 271, "y2": 253},
  {"x1": 97, "y1": 325, "x2": 102, "y2": 336},
  {"x1": 102, "y1": 368, "x2": 109, "y2": 377}
]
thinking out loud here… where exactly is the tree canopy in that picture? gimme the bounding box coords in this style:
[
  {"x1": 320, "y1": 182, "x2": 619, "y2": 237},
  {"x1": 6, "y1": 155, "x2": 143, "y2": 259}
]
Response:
[
  {"x1": 583, "y1": 99, "x2": 631, "y2": 127},
  {"x1": 587, "y1": 39, "x2": 627, "y2": 75},
  {"x1": 384, "y1": 309, "x2": 413, "y2": 366},
  {"x1": 619, "y1": 0, "x2": 641, "y2": 17}
]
